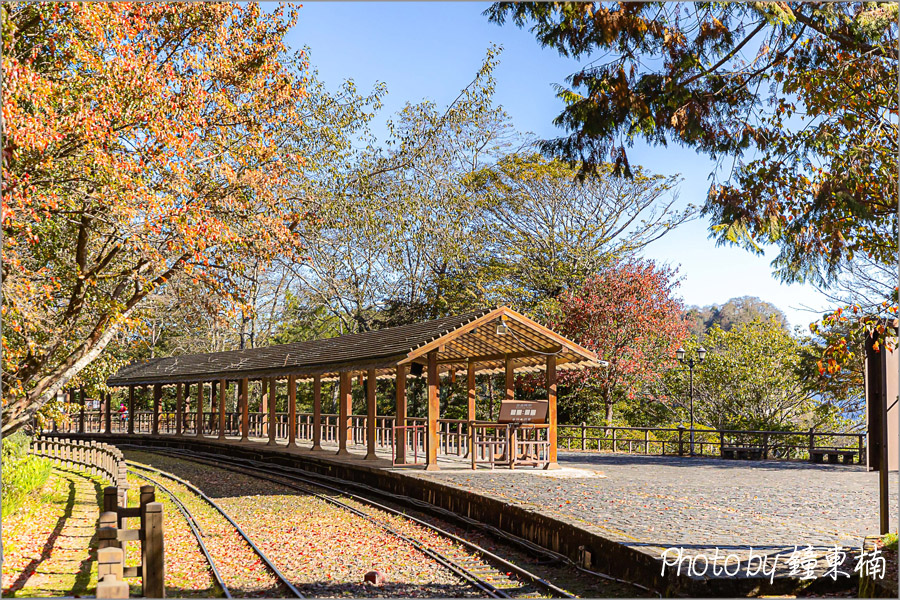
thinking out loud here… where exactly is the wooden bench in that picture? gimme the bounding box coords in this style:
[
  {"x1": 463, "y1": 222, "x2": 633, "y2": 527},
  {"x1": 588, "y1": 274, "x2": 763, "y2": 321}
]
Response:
[
  {"x1": 810, "y1": 448, "x2": 856, "y2": 464},
  {"x1": 722, "y1": 446, "x2": 764, "y2": 460}
]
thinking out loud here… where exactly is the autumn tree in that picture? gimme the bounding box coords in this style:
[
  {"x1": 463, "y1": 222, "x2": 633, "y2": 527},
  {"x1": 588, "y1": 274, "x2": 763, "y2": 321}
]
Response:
[
  {"x1": 2, "y1": 3, "x2": 309, "y2": 433},
  {"x1": 550, "y1": 259, "x2": 688, "y2": 424},
  {"x1": 487, "y1": 2, "x2": 897, "y2": 334}
]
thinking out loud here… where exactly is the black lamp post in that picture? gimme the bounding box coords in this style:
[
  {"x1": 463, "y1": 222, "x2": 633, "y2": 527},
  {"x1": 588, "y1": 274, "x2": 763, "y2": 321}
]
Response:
[{"x1": 676, "y1": 346, "x2": 706, "y2": 456}]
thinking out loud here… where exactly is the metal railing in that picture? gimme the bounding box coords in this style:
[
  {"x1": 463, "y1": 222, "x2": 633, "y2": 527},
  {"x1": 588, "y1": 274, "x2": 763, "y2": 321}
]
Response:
[{"x1": 557, "y1": 423, "x2": 866, "y2": 463}]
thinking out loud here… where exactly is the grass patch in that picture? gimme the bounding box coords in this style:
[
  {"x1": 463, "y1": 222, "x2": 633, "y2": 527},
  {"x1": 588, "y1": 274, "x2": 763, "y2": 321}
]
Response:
[
  {"x1": 882, "y1": 532, "x2": 898, "y2": 552},
  {"x1": 2, "y1": 432, "x2": 52, "y2": 518}
]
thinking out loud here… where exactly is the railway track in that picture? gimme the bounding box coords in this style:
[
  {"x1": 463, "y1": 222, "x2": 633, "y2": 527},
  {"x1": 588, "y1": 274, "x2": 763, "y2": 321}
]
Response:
[
  {"x1": 126, "y1": 460, "x2": 305, "y2": 598},
  {"x1": 123, "y1": 446, "x2": 576, "y2": 599}
]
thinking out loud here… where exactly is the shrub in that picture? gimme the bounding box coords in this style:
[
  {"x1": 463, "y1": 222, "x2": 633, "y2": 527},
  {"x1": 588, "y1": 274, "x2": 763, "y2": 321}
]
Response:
[{"x1": 2, "y1": 432, "x2": 51, "y2": 517}]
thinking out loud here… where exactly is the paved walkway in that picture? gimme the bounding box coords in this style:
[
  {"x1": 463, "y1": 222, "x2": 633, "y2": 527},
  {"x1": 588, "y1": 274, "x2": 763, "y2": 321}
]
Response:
[{"x1": 413, "y1": 451, "x2": 898, "y2": 564}]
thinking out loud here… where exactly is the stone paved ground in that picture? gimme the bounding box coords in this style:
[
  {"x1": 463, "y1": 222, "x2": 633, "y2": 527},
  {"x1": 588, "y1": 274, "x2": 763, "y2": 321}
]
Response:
[{"x1": 414, "y1": 451, "x2": 898, "y2": 565}]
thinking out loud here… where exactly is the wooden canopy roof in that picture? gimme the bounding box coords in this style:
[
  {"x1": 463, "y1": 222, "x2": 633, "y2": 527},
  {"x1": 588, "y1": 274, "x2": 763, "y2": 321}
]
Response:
[{"x1": 107, "y1": 306, "x2": 603, "y2": 387}]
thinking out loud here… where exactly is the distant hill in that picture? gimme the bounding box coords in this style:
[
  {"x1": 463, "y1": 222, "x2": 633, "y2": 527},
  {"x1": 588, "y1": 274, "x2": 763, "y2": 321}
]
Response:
[{"x1": 685, "y1": 296, "x2": 789, "y2": 338}]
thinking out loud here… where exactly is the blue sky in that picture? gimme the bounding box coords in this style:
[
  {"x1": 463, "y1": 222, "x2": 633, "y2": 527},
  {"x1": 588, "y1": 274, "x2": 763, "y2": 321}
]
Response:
[{"x1": 288, "y1": 2, "x2": 834, "y2": 329}]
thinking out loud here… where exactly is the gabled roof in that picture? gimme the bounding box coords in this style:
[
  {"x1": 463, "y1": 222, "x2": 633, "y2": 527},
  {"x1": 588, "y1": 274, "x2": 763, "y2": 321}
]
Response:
[{"x1": 107, "y1": 307, "x2": 601, "y2": 386}]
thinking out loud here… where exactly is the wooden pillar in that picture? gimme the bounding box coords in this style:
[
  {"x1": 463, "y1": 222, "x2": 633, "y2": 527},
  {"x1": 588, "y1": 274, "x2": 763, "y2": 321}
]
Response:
[
  {"x1": 127, "y1": 386, "x2": 135, "y2": 435},
  {"x1": 337, "y1": 372, "x2": 351, "y2": 456},
  {"x1": 79, "y1": 387, "x2": 86, "y2": 433},
  {"x1": 218, "y1": 378, "x2": 227, "y2": 440},
  {"x1": 152, "y1": 383, "x2": 162, "y2": 435},
  {"x1": 426, "y1": 350, "x2": 440, "y2": 471},
  {"x1": 175, "y1": 383, "x2": 183, "y2": 436},
  {"x1": 467, "y1": 359, "x2": 476, "y2": 460},
  {"x1": 105, "y1": 391, "x2": 112, "y2": 434},
  {"x1": 267, "y1": 377, "x2": 277, "y2": 445},
  {"x1": 259, "y1": 378, "x2": 267, "y2": 437},
  {"x1": 505, "y1": 355, "x2": 515, "y2": 402},
  {"x1": 288, "y1": 375, "x2": 297, "y2": 448},
  {"x1": 395, "y1": 365, "x2": 407, "y2": 464},
  {"x1": 210, "y1": 380, "x2": 217, "y2": 436},
  {"x1": 240, "y1": 378, "x2": 249, "y2": 441},
  {"x1": 546, "y1": 355, "x2": 559, "y2": 469},
  {"x1": 365, "y1": 369, "x2": 377, "y2": 460},
  {"x1": 196, "y1": 382, "x2": 205, "y2": 436},
  {"x1": 311, "y1": 375, "x2": 322, "y2": 451}
]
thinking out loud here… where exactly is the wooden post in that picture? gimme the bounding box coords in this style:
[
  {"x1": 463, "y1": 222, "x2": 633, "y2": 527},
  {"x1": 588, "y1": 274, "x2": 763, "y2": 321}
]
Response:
[
  {"x1": 546, "y1": 355, "x2": 559, "y2": 469},
  {"x1": 175, "y1": 384, "x2": 183, "y2": 436},
  {"x1": 337, "y1": 372, "x2": 351, "y2": 456},
  {"x1": 196, "y1": 382, "x2": 205, "y2": 436},
  {"x1": 426, "y1": 350, "x2": 439, "y2": 471},
  {"x1": 209, "y1": 380, "x2": 217, "y2": 436},
  {"x1": 505, "y1": 357, "x2": 515, "y2": 402},
  {"x1": 127, "y1": 386, "x2": 135, "y2": 435},
  {"x1": 365, "y1": 369, "x2": 377, "y2": 460},
  {"x1": 79, "y1": 387, "x2": 86, "y2": 433},
  {"x1": 240, "y1": 378, "x2": 249, "y2": 441},
  {"x1": 467, "y1": 360, "x2": 476, "y2": 460},
  {"x1": 288, "y1": 375, "x2": 297, "y2": 448},
  {"x1": 311, "y1": 375, "x2": 323, "y2": 451},
  {"x1": 395, "y1": 365, "x2": 407, "y2": 464},
  {"x1": 152, "y1": 383, "x2": 161, "y2": 435},
  {"x1": 105, "y1": 391, "x2": 112, "y2": 434},
  {"x1": 218, "y1": 378, "x2": 227, "y2": 440},
  {"x1": 142, "y1": 502, "x2": 165, "y2": 598},
  {"x1": 267, "y1": 377, "x2": 277, "y2": 445}
]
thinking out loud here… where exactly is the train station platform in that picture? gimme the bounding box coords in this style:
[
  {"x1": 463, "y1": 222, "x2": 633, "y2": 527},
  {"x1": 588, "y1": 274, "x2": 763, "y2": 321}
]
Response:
[{"x1": 55, "y1": 431, "x2": 889, "y2": 596}]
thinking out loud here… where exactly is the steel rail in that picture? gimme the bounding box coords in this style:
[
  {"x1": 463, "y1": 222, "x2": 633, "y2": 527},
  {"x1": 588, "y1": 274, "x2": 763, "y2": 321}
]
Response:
[
  {"x1": 127, "y1": 468, "x2": 232, "y2": 599},
  {"x1": 126, "y1": 460, "x2": 305, "y2": 598},
  {"x1": 128, "y1": 446, "x2": 575, "y2": 599}
]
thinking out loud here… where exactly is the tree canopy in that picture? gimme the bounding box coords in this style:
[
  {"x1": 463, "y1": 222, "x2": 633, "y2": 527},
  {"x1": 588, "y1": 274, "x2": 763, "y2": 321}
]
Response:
[
  {"x1": 2, "y1": 3, "x2": 309, "y2": 432},
  {"x1": 486, "y1": 2, "x2": 897, "y2": 295}
]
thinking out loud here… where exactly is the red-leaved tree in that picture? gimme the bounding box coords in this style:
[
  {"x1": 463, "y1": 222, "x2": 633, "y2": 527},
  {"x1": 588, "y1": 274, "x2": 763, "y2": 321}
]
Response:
[{"x1": 552, "y1": 259, "x2": 689, "y2": 424}]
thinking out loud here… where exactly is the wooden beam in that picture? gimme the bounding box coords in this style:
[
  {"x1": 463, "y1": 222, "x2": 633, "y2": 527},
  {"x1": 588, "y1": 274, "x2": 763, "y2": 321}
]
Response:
[
  {"x1": 287, "y1": 375, "x2": 297, "y2": 448},
  {"x1": 175, "y1": 383, "x2": 183, "y2": 436},
  {"x1": 311, "y1": 375, "x2": 322, "y2": 451},
  {"x1": 435, "y1": 349, "x2": 562, "y2": 365},
  {"x1": 337, "y1": 372, "x2": 352, "y2": 456},
  {"x1": 395, "y1": 365, "x2": 407, "y2": 464},
  {"x1": 546, "y1": 355, "x2": 559, "y2": 469},
  {"x1": 426, "y1": 350, "x2": 440, "y2": 471},
  {"x1": 218, "y1": 378, "x2": 227, "y2": 440},
  {"x1": 128, "y1": 386, "x2": 135, "y2": 435},
  {"x1": 152, "y1": 383, "x2": 162, "y2": 435},
  {"x1": 267, "y1": 377, "x2": 277, "y2": 446},
  {"x1": 240, "y1": 378, "x2": 249, "y2": 441},
  {"x1": 365, "y1": 369, "x2": 377, "y2": 460}
]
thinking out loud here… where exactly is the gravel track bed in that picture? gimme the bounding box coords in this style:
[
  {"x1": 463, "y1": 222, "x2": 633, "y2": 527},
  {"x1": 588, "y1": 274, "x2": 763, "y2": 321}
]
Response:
[
  {"x1": 125, "y1": 460, "x2": 289, "y2": 597},
  {"x1": 125, "y1": 472, "x2": 217, "y2": 597},
  {"x1": 124, "y1": 450, "x2": 481, "y2": 598}
]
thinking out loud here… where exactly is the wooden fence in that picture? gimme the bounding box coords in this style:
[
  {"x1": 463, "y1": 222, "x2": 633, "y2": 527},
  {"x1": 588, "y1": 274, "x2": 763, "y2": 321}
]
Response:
[
  {"x1": 56, "y1": 410, "x2": 867, "y2": 464},
  {"x1": 32, "y1": 437, "x2": 129, "y2": 504},
  {"x1": 97, "y1": 484, "x2": 164, "y2": 599}
]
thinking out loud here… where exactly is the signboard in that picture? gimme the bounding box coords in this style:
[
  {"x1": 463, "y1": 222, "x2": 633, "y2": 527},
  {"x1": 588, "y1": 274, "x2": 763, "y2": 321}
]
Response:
[
  {"x1": 865, "y1": 329, "x2": 899, "y2": 472},
  {"x1": 497, "y1": 400, "x2": 548, "y2": 424}
]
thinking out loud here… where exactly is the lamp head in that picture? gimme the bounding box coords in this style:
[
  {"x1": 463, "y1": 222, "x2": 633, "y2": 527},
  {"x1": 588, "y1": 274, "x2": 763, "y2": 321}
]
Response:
[
  {"x1": 675, "y1": 347, "x2": 685, "y2": 362},
  {"x1": 496, "y1": 321, "x2": 509, "y2": 336},
  {"x1": 697, "y1": 346, "x2": 707, "y2": 362}
]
